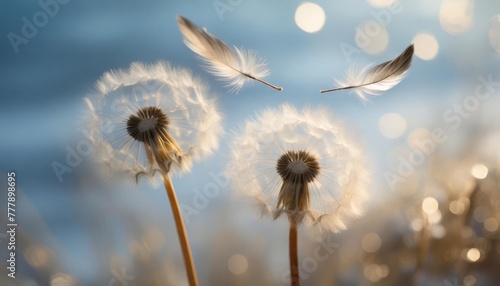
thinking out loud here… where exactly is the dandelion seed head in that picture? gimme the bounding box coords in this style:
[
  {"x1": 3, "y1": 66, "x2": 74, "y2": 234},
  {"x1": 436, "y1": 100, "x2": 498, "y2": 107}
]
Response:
[
  {"x1": 84, "y1": 61, "x2": 223, "y2": 186},
  {"x1": 277, "y1": 151, "x2": 320, "y2": 183},
  {"x1": 229, "y1": 104, "x2": 369, "y2": 232},
  {"x1": 126, "y1": 106, "x2": 169, "y2": 142}
]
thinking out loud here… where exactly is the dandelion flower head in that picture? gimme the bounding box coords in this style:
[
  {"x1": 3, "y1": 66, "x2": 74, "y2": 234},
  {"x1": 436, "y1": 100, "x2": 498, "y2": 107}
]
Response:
[
  {"x1": 229, "y1": 104, "x2": 369, "y2": 232},
  {"x1": 84, "y1": 61, "x2": 223, "y2": 185}
]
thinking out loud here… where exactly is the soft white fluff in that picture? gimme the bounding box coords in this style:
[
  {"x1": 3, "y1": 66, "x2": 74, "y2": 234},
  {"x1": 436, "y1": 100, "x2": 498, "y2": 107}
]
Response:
[
  {"x1": 84, "y1": 61, "x2": 223, "y2": 186},
  {"x1": 177, "y1": 16, "x2": 270, "y2": 91},
  {"x1": 228, "y1": 104, "x2": 370, "y2": 232},
  {"x1": 333, "y1": 64, "x2": 409, "y2": 102},
  {"x1": 325, "y1": 44, "x2": 414, "y2": 102}
]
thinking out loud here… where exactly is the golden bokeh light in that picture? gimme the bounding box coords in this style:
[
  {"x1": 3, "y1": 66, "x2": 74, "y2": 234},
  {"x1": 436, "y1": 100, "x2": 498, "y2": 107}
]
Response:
[
  {"x1": 413, "y1": 33, "x2": 439, "y2": 60},
  {"x1": 411, "y1": 219, "x2": 423, "y2": 231},
  {"x1": 471, "y1": 163, "x2": 488, "y2": 179},
  {"x1": 364, "y1": 264, "x2": 389, "y2": 282},
  {"x1": 367, "y1": 0, "x2": 395, "y2": 9},
  {"x1": 484, "y1": 217, "x2": 499, "y2": 232},
  {"x1": 431, "y1": 225, "x2": 446, "y2": 239},
  {"x1": 362, "y1": 233, "x2": 382, "y2": 253},
  {"x1": 355, "y1": 20, "x2": 389, "y2": 55},
  {"x1": 449, "y1": 199, "x2": 468, "y2": 215},
  {"x1": 228, "y1": 254, "x2": 248, "y2": 275},
  {"x1": 25, "y1": 245, "x2": 51, "y2": 268},
  {"x1": 466, "y1": 248, "x2": 481, "y2": 262},
  {"x1": 464, "y1": 275, "x2": 477, "y2": 286},
  {"x1": 439, "y1": 0, "x2": 474, "y2": 35},
  {"x1": 51, "y1": 273, "x2": 77, "y2": 286},
  {"x1": 422, "y1": 197, "x2": 439, "y2": 214},
  {"x1": 295, "y1": 3, "x2": 326, "y2": 33},
  {"x1": 379, "y1": 113, "x2": 407, "y2": 139},
  {"x1": 428, "y1": 210, "x2": 442, "y2": 225}
]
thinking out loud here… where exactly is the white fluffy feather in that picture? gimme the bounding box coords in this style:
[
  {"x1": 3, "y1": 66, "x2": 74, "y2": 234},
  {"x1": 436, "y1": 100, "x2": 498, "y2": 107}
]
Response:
[
  {"x1": 321, "y1": 44, "x2": 414, "y2": 102},
  {"x1": 177, "y1": 16, "x2": 282, "y2": 91}
]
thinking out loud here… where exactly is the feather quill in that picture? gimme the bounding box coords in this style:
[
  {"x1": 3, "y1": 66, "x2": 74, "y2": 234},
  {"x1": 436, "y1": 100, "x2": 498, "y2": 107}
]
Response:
[
  {"x1": 177, "y1": 16, "x2": 282, "y2": 91},
  {"x1": 321, "y1": 44, "x2": 414, "y2": 101}
]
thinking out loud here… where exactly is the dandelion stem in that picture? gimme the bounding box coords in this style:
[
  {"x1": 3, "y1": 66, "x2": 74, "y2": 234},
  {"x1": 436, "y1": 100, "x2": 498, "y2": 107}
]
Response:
[
  {"x1": 162, "y1": 173, "x2": 199, "y2": 286},
  {"x1": 289, "y1": 220, "x2": 300, "y2": 286}
]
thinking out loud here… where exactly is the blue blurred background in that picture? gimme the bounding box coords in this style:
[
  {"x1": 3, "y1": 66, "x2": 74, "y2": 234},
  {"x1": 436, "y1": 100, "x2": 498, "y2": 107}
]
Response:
[{"x1": 1, "y1": 0, "x2": 500, "y2": 285}]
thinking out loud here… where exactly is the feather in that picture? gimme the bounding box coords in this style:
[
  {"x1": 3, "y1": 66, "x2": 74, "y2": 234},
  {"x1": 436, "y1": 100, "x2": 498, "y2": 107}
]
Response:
[
  {"x1": 177, "y1": 16, "x2": 282, "y2": 91},
  {"x1": 321, "y1": 44, "x2": 414, "y2": 101}
]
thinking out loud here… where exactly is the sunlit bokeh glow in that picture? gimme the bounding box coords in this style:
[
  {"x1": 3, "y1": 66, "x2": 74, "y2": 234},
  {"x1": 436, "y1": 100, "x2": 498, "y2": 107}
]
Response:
[
  {"x1": 228, "y1": 254, "x2": 248, "y2": 275},
  {"x1": 379, "y1": 113, "x2": 407, "y2": 139},
  {"x1": 51, "y1": 273, "x2": 76, "y2": 286},
  {"x1": 295, "y1": 3, "x2": 326, "y2": 33},
  {"x1": 439, "y1": 0, "x2": 474, "y2": 35},
  {"x1": 413, "y1": 33, "x2": 439, "y2": 60},
  {"x1": 466, "y1": 248, "x2": 481, "y2": 262},
  {"x1": 366, "y1": 0, "x2": 395, "y2": 9},
  {"x1": 464, "y1": 275, "x2": 477, "y2": 286},
  {"x1": 431, "y1": 225, "x2": 446, "y2": 239},
  {"x1": 471, "y1": 163, "x2": 488, "y2": 179},
  {"x1": 449, "y1": 199, "x2": 468, "y2": 215},
  {"x1": 25, "y1": 245, "x2": 51, "y2": 268},
  {"x1": 428, "y1": 210, "x2": 442, "y2": 225},
  {"x1": 364, "y1": 264, "x2": 389, "y2": 282},
  {"x1": 411, "y1": 219, "x2": 423, "y2": 231},
  {"x1": 484, "y1": 217, "x2": 499, "y2": 232},
  {"x1": 422, "y1": 197, "x2": 439, "y2": 214},
  {"x1": 362, "y1": 233, "x2": 382, "y2": 253}
]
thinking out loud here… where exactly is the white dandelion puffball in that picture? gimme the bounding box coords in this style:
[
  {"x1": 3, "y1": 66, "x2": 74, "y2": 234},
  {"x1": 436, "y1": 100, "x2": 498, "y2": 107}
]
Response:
[
  {"x1": 84, "y1": 61, "x2": 223, "y2": 184},
  {"x1": 228, "y1": 104, "x2": 369, "y2": 232}
]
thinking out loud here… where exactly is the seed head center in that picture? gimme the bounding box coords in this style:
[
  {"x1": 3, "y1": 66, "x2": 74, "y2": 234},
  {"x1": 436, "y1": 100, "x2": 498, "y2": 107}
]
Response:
[
  {"x1": 126, "y1": 106, "x2": 169, "y2": 143},
  {"x1": 138, "y1": 117, "x2": 158, "y2": 132},
  {"x1": 287, "y1": 161, "x2": 308, "y2": 174},
  {"x1": 276, "y1": 150, "x2": 320, "y2": 184}
]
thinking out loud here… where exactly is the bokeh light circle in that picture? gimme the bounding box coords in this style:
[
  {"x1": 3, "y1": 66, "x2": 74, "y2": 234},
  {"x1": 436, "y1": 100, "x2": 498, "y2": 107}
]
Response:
[
  {"x1": 471, "y1": 163, "x2": 488, "y2": 179},
  {"x1": 413, "y1": 33, "x2": 439, "y2": 60},
  {"x1": 422, "y1": 197, "x2": 439, "y2": 214},
  {"x1": 439, "y1": 0, "x2": 474, "y2": 35},
  {"x1": 466, "y1": 248, "x2": 481, "y2": 262},
  {"x1": 295, "y1": 3, "x2": 326, "y2": 33},
  {"x1": 367, "y1": 0, "x2": 395, "y2": 9},
  {"x1": 362, "y1": 233, "x2": 382, "y2": 253},
  {"x1": 228, "y1": 254, "x2": 248, "y2": 275},
  {"x1": 379, "y1": 113, "x2": 407, "y2": 139}
]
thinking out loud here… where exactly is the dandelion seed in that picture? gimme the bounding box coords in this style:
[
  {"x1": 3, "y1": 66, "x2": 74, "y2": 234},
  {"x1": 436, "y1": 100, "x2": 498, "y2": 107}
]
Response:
[
  {"x1": 228, "y1": 104, "x2": 369, "y2": 285},
  {"x1": 84, "y1": 61, "x2": 223, "y2": 286},
  {"x1": 84, "y1": 61, "x2": 223, "y2": 185},
  {"x1": 229, "y1": 104, "x2": 369, "y2": 231}
]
